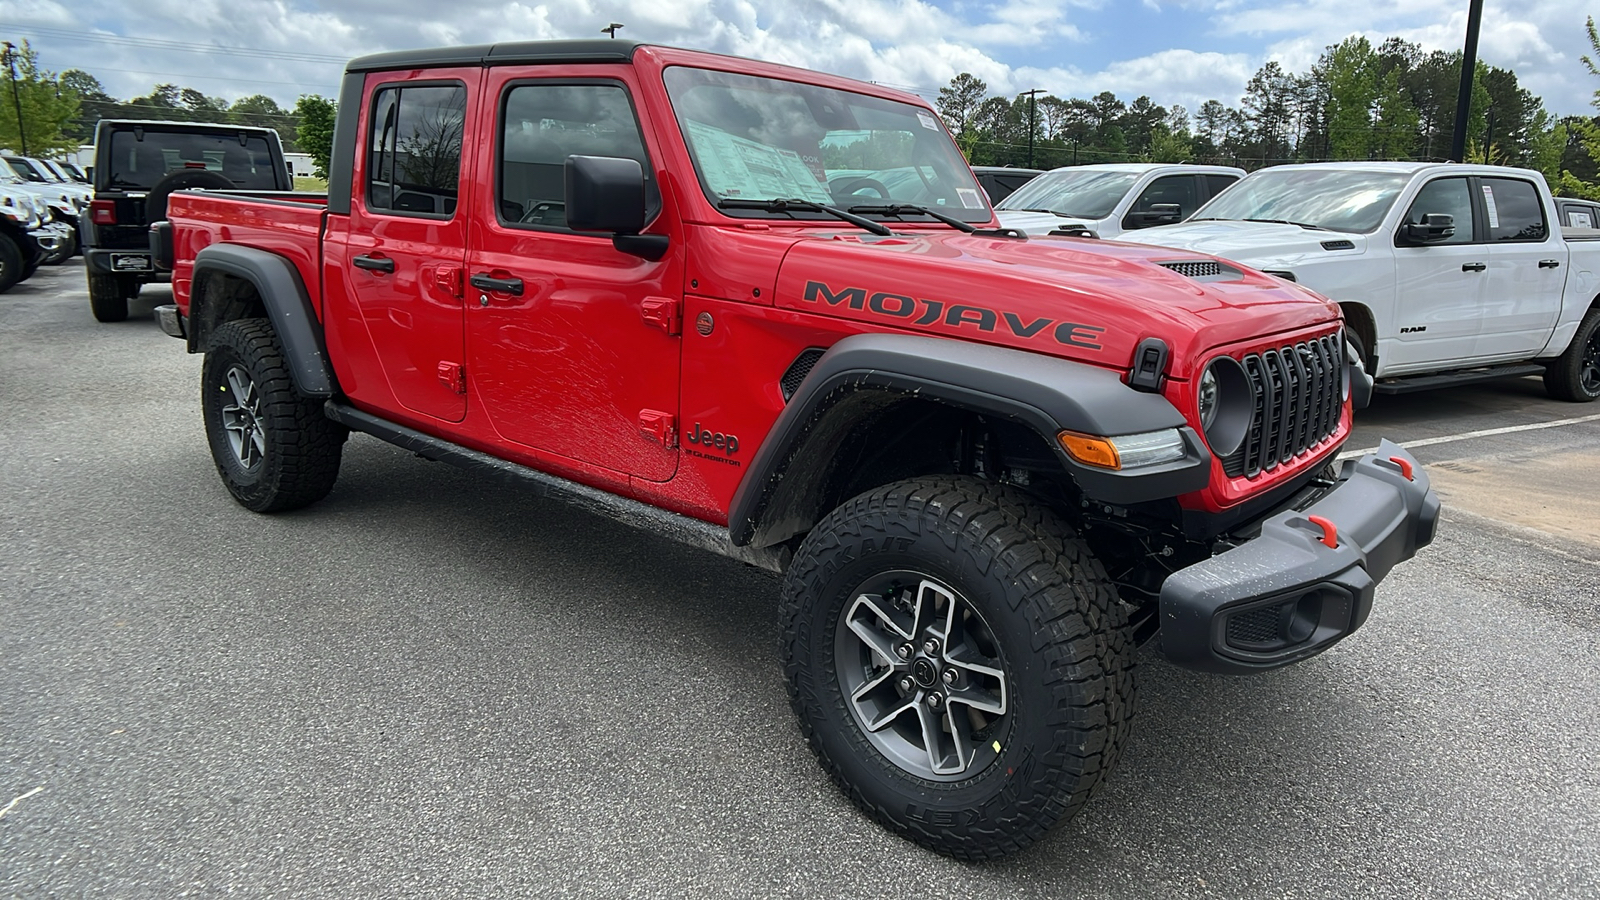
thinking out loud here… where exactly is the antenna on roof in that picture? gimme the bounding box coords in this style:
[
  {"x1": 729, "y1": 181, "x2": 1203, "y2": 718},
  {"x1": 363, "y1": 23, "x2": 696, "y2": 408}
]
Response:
[{"x1": 602, "y1": 23, "x2": 624, "y2": 38}]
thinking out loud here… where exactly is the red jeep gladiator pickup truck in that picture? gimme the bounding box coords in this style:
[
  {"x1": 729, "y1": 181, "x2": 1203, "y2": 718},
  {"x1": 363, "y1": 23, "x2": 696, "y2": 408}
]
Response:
[{"x1": 153, "y1": 40, "x2": 1438, "y2": 859}]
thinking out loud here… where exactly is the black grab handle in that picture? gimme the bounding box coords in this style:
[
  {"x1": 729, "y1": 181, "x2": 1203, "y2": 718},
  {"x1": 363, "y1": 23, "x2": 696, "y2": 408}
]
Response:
[{"x1": 470, "y1": 273, "x2": 524, "y2": 296}]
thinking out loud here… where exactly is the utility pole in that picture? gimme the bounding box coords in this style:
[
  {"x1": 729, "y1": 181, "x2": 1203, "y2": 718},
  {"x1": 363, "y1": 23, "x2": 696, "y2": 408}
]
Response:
[
  {"x1": 601, "y1": 23, "x2": 624, "y2": 38},
  {"x1": 1448, "y1": 0, "x2": 1485, "y2": 163},
  {"x1": 2, "y1": 42, "x2": 27, "y2": 156},
  {"x1": 1021, "y1": 89, "x2": 1044, "y2": 169}
]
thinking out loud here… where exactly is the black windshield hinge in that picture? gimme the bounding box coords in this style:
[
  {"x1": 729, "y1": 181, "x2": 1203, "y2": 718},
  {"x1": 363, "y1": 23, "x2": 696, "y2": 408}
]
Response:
[{"x1": 1128, "y1": 337, "x2": 1169, "y2": 392}]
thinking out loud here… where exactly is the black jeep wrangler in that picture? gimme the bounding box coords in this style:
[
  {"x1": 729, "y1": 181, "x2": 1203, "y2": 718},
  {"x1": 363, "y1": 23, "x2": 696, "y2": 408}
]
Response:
[{"x1": 83, "y1": 120, "x2": 291, "y2": 322}]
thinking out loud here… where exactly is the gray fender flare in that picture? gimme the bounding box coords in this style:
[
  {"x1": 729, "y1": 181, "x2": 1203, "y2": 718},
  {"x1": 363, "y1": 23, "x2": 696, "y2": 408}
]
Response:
[
  {"x1": 728, "y1": 333, "x2": 1211, "y2": 548},
  {"x1": 190, "y1": 244, "x2": 335, "y2": 397}
]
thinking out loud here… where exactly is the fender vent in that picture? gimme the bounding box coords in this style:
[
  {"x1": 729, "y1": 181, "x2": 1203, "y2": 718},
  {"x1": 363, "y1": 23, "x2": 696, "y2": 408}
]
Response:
[
  {"x1": 780, "y1": 348, "x2": 826, "y2": 401},
  {"x1": 1158, "y1": 260, "x2": 1242, "y2": 282}
]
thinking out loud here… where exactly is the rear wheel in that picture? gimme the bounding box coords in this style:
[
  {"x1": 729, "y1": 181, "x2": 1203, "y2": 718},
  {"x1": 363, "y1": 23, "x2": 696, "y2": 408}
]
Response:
[
  {"x1": 87, "y1": 272, "x2": 129, "y2": 322},
  {"x1": 201, "y1": 319, "x2": 346, "y2": 511},
  {"x1": 1544, "y1": 307, "x2": 1600, "y2": 402},
  {"x1": 781, "y1": 476, "x2": 1135, "y2": 860}
]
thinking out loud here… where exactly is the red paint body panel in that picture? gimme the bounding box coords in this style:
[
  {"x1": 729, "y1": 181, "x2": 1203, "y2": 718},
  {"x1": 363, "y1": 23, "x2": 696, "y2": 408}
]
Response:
[{"x1": 165, "y1": 44, "x2": 1353, "y2": 527}]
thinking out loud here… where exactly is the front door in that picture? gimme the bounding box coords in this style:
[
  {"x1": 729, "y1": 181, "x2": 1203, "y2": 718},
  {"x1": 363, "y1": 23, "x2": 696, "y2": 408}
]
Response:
[
  {"x1": 344, "y1": 70, "x2": 477, "y2": 423},
  {"x1": 464, "y1": 72, "x2": 680, "y2": 482},
  {"x1": 1386, "y1": 175, "x2": 1485, "y2": 372}
]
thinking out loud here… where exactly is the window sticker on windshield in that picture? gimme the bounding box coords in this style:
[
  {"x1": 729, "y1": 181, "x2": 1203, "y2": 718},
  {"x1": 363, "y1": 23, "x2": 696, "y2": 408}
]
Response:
[
  {"x1": 916, "y1": 112, "x2": 939, "y2": 131},
  {"x1": 1571, "y1": 211, "x2": 1594, "y2": 229},
  {"x1": 1481, "y1": 184, "x2": 1500, "y2": 229},
  {"x1": 957, "y1": 188, "x2": 984, "y2": 209},
  {"x1": 684, "y1": 120, "x2": 833, "y2": 205}
]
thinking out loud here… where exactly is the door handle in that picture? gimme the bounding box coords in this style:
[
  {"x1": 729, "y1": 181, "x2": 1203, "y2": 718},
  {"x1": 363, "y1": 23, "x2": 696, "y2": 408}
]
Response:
[
  {"x1": 1538, "y1": 259, "x2": 1561, "y2": 269},
  {"x1": 469, "y1": 273, "x2": 524, "y2": 296},
  {"x1": 353, "y1": 254, "x2": 395, "y2": 274},
  {"x1": 1461, "y1": 262, "x2": 1486, "y2": 272}
]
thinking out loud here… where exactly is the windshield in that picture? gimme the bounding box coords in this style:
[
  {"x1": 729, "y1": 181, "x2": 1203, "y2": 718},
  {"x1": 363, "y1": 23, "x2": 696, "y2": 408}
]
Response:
[
  {"x1": 662, "y1": 66, "x2": 991, "y2": 222},
  {"x1": 995, "y1": 169, "x2": 1140, "y2": 219},
  {"x1": 5, "y1": 158, "x2": 46, "y2": 182},
  {"x1": 1192, "y1": 168, "x2": 1409, "y2": 233},
  {"x1": 103, "y1": 129, "x2": 281, "y2": 192}
]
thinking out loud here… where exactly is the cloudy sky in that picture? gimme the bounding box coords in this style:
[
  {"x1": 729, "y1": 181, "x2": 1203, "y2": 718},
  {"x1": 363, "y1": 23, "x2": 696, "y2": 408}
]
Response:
[{"x1": 6, "y1": 0, "x2": 1598, "y2": 117}]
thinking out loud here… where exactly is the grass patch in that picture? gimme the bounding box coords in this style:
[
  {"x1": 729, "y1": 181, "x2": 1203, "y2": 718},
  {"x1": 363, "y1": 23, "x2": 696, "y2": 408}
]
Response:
[{"x1": 293, "y1": 176, "x2": 329, "y2": 192}]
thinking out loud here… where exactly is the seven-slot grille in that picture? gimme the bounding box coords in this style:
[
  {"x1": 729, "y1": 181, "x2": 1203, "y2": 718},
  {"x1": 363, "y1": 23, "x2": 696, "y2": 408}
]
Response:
[{"x1": 1218, "y1": 332, "x2": 1344, "y2": 478}]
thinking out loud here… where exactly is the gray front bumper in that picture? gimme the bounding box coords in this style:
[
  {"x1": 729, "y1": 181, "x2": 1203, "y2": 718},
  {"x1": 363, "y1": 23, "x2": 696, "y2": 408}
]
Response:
[{"x1": 1158, "y1": 439, "x2": 1440, "y2": 673}]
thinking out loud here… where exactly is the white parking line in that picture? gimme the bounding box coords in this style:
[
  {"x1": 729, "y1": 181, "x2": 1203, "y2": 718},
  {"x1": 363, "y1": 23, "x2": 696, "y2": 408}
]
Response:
[{"x1": 1338, "y1": 412, "x2": 1600, "y2": 460}]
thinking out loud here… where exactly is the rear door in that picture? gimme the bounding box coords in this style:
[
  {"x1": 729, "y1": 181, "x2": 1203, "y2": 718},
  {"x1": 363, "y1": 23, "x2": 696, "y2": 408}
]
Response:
[
  {"x1": 1479, "y1": 176, "x2": 1564, "y2": 359},
  {"x1": 343, "y1": 69, "x2": 477, "y2": 423},
  {"x1": 463, "y1": 68, "x2": 681, "y2": 482}
]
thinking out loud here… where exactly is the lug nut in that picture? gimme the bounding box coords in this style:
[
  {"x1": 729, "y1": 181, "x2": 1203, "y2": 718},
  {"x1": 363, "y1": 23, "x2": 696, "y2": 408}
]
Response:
[
  {"x1": 897, "y1": 675, "x2": 915, "y2": 692},
  {"x1": 925, "y1": 693, "x2": 944, "y2": 709},
  {"x1": 942, "y1": 668, "x2": 959, "y2": 685},
  {"x1": 895, "y1": 642, "x2": 913, "y2": 660},
  {"x1": 922, "y1": 638, "x2": 940, "y2": 656}
]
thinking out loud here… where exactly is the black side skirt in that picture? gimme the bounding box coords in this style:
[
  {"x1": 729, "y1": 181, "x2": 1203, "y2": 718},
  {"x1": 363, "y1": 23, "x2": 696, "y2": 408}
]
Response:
[{"x1": 323, "y1": 401, "x2": 787, "y2": 573}]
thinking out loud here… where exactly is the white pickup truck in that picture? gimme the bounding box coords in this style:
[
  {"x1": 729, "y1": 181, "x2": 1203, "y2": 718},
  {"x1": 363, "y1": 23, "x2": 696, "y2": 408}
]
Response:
[
  {"x1": 993, "y1": 163, "x2": 1244, "y2": 239},
  {"x1": 1128, "y1": 162, "x2": 1600, "y2": 401}
]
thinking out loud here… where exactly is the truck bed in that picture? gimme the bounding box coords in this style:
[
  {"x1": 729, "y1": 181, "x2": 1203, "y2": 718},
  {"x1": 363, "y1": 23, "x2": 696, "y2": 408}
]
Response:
[{"x1": 167, "y1": 190, "x2": 329, "y2": 318}]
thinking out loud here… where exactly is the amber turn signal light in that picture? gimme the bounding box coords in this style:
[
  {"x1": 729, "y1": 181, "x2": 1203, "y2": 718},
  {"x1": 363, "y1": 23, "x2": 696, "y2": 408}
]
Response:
[{"x1": 1057, "y1": 431, "x2": 1120, "y2": 469}]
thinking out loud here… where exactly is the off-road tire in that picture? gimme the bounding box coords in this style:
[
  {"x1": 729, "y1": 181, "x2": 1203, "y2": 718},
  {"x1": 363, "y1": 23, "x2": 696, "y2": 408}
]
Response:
[
  {"x1": 88, "y1": 272, "x2": 129, "y2": 322},
  {"x1": 1544, "y1": 307, "x2": 1600, "y2": 402},
  {"x1": 780, "y1": 476, "x2": 1135, "y2": 860},
  {"x1": 0, "y1": 233, "x2": 23, "y2": 293},
  {"x1": 201, "y1": 319, "x2": 345, "y2": 512}
]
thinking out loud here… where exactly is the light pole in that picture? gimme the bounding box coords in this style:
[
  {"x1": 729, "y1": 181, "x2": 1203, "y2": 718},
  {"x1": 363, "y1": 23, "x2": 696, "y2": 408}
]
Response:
[
  {"x1": 602, "y1": 23, "x2": 625, "y2": 38},
  {"x1": 1449, "y1": 0, "x2": 1485, "y2": 162},
  {"x1": 1020, "y1": 89, "x2": 1044, "y2": 169},
  {"x1": 2, "y1": 42, "x2": 27, "y2": 156}
]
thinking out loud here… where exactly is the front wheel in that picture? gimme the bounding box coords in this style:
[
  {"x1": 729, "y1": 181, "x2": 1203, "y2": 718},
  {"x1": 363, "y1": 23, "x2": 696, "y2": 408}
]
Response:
[
  {"x1": 201, "y1": 319, "x2": 346, "y2": 511},
  {"x1": 1544, "y1": 307, "x2": 1600, "y2": 402},
  {"x1": 780, "y1": 476, "x2": 1135, "y2": 860}
]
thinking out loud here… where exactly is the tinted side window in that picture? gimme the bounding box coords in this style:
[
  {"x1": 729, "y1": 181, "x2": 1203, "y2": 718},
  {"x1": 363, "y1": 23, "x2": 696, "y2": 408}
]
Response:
[
  {"x1": 366, "y1": 84, "x2": 467, "y2": 218},
  {"x1": 1127, "y1": 175, "x2": 1198, "y2": 227},
  {"x1": 1204, "y1": 174, "x2": 1238, "y2": 200},
  {"x1": 1403, "y1": 177, "x2": 1474, "y2": 244},
  {"x1": 1482, "y1": 177, "x2": 1547, "y2": 242},
  {"x1": 498, "y1": 82, "x2": 657, "y2": 229}
]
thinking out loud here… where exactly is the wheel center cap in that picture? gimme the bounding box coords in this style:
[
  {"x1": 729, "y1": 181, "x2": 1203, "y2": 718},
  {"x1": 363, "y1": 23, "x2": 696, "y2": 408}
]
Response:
[{"x1": 911, "y1": 657, "x2": 939, "y2": 688}]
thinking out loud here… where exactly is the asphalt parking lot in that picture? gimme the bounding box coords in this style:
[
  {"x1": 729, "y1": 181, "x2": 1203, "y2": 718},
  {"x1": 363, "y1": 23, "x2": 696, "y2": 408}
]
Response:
[{"x1": 3, "y1": 260, "x2": 1597, "y2": 899}]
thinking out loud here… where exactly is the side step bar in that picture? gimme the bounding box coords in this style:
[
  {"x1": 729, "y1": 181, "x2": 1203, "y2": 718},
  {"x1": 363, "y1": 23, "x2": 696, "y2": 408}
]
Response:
[
  {"x1": 1372, "y1": 363, "x2": 1545, "y2": 394},
  {"x1": 324, "y1": 401, "x2": 788, "y2": 574}
]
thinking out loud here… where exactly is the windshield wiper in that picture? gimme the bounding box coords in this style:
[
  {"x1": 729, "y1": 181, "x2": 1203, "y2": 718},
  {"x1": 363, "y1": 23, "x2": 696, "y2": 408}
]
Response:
[
  {"x1": 1241, "y1": 218, "x2": 1329, "y2": 231},
  {"x1": 847, "y1": 203, "x2": 976, "y2": 233},
  {"x1": 717, "y1": 198, "x2": 892, "y2": 236}
]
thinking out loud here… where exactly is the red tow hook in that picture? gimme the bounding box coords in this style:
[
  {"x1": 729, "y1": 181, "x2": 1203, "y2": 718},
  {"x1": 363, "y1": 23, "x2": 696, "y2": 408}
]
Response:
[
  {"x1": 1306, "y1": 515, "x2": 1338, "y2": 549},
  {"x1": 1388, "y1": 456, "x2": 1415, "y2": 481}
]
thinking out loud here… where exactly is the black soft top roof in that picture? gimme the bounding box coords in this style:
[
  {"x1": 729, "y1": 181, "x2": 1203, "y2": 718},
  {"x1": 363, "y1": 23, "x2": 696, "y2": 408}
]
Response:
[{"x1": 346, "y1": 40, "x2": 643, "y2": 73}]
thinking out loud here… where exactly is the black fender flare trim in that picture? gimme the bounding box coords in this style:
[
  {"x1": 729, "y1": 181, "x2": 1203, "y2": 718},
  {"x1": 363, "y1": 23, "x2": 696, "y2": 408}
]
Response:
[
  {"x1": 191, "y1": 244, "x2": 336, "y2": 397},
  {"x1": 728, "y1": 333, "x2": 1211, "y2": 547}
]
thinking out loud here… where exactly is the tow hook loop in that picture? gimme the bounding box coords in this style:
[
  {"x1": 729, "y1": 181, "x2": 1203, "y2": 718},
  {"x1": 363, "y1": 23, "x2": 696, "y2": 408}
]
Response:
[
  {"x1": 1306, "y1": 515, "x2": 1339, "y2": 549},
  {"x1": 1387, "y1": 455, "x2": 1415, "y2": 481}
]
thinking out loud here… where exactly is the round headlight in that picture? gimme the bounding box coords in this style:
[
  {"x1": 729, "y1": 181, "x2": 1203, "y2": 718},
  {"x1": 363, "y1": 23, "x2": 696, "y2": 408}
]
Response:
[
  {"x1": 1198, "y1": 357, "x2": 1253, "y2": 458},
  {"x1": 1198, "y1": 367, "x2": 1220, "y2": 430}
]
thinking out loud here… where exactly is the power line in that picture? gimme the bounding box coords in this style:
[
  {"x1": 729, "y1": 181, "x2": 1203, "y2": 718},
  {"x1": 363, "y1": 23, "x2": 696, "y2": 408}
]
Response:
[{"x1": 0, "y1": 23, "x2": 348, "y2": 65}]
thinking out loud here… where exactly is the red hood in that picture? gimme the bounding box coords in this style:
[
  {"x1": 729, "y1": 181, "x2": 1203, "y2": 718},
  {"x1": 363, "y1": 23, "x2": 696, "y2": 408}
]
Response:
[{"x1": 773, "y1": 230, "x2": 1339, "y2": 379}]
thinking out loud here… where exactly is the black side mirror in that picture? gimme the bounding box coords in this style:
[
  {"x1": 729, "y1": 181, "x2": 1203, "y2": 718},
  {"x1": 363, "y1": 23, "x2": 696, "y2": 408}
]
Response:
[
  {"x1": 1402, "y1": 212, "x2": 1455, "y2": 243},
  {"x1": 565, "y1": 155, "x2": 666, "y2": 260},
  {"x1": 1128, "y1": 202, "x2": 1183, "y2": 227}
]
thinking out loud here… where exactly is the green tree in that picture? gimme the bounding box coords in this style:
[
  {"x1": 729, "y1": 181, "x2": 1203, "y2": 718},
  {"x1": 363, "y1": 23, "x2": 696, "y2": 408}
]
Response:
[
  {"x1": 935, "y1": 73, "x2": 987, "y2": 158},
  {"x1": 294, "y1": 94, "x2": 336, "y2": 178},
  {"x1": 0, "y1": 39, "x2": 83, "y2": 156},
  {"x1": 1320, "y1": 37, "x2": 1378, "y2": 160},
  {"x1": 1555, "y1": 17, "x2": 1600, "y2": 199}
]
